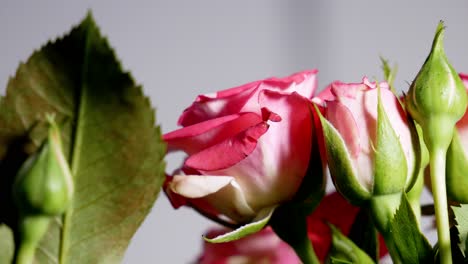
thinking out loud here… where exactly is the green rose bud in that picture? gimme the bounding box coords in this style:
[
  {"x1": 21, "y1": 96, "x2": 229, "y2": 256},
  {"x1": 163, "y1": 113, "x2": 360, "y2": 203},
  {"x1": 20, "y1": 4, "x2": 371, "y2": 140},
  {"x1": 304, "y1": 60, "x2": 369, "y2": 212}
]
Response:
[
  {"x1": 406, "y1": 21, "x2": 468, "y2": 153},
  {"x1": 12, "y1": 116, "x2": 73, "y2": 264},
  {"x1": 13, "y1": 117, "x2": 73, "y2": 215}
]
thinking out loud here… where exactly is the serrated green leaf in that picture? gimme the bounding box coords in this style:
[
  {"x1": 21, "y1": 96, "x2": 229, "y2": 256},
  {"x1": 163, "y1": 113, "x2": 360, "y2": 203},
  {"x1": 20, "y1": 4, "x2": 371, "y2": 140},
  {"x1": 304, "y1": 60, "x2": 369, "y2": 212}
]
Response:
[
  {"x1": 326, "y1": 224, "x2": 375, "y2": 264},
  {"x1": 388, "y1": 193, "x2": 432, "y2": 264},
  {"x1": 0, "y1": 12, "x2": 165, "y2": 264},
  {"x1": 0, "y1": 224, "x2": 14, "y2": 264},
  {"x1": 452, "y1": 204, "x2": 468, "y2": 257},
  {"x1": 204, "y1": 208, "x2": 273, "y2": 243}
]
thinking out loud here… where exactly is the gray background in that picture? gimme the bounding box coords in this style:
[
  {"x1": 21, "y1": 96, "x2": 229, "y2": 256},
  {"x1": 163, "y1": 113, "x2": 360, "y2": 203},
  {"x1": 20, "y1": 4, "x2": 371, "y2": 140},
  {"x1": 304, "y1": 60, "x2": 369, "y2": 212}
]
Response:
[{"x1": 1, "y1": 1, "x2": 468, "y2": 263}]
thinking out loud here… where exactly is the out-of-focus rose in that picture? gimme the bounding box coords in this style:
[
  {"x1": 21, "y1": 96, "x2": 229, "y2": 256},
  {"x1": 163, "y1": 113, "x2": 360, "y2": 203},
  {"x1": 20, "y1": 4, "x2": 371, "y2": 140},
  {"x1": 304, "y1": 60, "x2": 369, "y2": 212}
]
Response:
[
  {"x1": 164, "y1": 70, "x2": 318, "y2": 224},
  {"x1": 313, "y1": 78, "x2": 419, "y2": 204},
  {"x1": 197, "y1": 192, "x2": 388, "y2": 264},
  {"x1": 446, "y1": 73, "x2": 468, "y2": 203}
]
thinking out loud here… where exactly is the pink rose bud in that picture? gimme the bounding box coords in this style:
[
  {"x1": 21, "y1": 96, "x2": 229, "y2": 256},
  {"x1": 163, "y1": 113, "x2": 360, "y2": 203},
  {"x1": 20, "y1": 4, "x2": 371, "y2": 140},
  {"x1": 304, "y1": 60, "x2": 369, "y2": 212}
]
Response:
[
  {"x1": 314, "y1": 78, "x2": 419, "y2": 204},
  {"x1": 446, "y1": 73, "x2": 468, "y2": 203},
  {"x1": 164, "y1": 70, "x2": 319, "y2": 225}
]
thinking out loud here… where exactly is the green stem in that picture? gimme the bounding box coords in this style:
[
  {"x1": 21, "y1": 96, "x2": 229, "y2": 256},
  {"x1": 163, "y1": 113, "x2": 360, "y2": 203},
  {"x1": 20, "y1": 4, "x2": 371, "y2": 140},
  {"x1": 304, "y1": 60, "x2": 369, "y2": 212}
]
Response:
[
  {"x1": 369, "y1": 193, "x2": 403, "y2": 264},
  {"x1": 15, "y1": 242, "x2": 35, "y2": 264},
  {"x1": 292, "y1": 236, "x2": 320, "y2": 264},
  {"x1": 14, "y1": 215, "x2": 50, "y2": 264},
  {"x1": 430, "y1": 148, "x2": 452, "y2": 264}
]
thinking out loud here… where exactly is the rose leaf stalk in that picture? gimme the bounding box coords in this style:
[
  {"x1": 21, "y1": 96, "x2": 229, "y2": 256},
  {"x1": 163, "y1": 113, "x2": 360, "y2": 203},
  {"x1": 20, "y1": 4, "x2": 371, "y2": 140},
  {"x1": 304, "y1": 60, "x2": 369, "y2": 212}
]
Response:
[{"x1": 406, "y1": 21, "x2": 468, "y2": 264}]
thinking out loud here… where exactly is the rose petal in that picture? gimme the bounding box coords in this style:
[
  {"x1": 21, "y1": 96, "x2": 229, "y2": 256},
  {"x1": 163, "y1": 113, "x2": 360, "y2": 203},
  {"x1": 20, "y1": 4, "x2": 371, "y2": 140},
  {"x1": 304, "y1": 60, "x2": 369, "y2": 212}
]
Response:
[
  {"x1": 164, "y1": 112, "x2": 263, "y2": 154},
  {"x1": 178, "y1": 70, "x2": 318, "y2": 126},
  {"x1": 185, "y1": 122, "x2": 269, "y2": 171},
  {"x1": 205, "y1": 91, "x2": 314, "y2": 211},
  {"x1": 167, "y1": 175, "x2": 256, "y2": 223},
  {"x1": 326, "y1": 101, "x2": 361, "y2": 158},
  {"x1": 169, "y1": 175, "x2": 235, "y2": 198},
  {"x1": 178, "y1": 87, "x2": 258, "y2": 126}
]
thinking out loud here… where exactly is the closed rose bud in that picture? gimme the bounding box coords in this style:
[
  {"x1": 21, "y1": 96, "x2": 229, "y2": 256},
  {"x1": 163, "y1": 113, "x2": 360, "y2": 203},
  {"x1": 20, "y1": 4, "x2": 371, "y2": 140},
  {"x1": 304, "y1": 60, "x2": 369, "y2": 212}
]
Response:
[
  {"x1": 12, "y1": 117, "x2": 73, "y2": 264},
  {"x1": 406, "y1": 22, "x2": 467, "y2": 153},
  {"x1": 314, "y1": 78, "x2": 419, "y2": 204},
  {"x1": 13, "y1": 118, "x2": 74, "y2": 215},
  {"x1": 164, "y1": 70, "x2": 320, "y2": 226},
  {"x1": 446, "y1": 73, "x2": 468, "y2": 203}
]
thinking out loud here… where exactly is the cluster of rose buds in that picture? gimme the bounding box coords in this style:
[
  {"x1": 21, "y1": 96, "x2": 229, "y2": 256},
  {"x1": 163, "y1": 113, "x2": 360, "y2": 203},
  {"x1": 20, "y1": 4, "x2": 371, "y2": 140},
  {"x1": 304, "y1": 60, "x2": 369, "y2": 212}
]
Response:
[{"x1": 164, "y1": 22, "x2": 468, "y2": 263}]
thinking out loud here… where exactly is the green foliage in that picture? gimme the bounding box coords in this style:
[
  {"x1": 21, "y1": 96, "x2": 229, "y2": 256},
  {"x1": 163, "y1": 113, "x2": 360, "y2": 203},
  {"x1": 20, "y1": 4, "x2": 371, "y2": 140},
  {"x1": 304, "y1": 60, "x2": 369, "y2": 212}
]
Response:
[
  {"x1": 204, "y1": 208, "x2": 273, "y2": 243},
  {"x1": 452, "y1": 204, "x2": 468, "y2": 257},
  {"x1": 388, "y1": 193, "x2": 433, "y2": 264},
  {"x1": 315, "y1": 107, "x2": 371, "y2": 205},
  {"x1": 446, "y1": 132, "x2": 468, "y2": 203},
  {"x1": 373, "y1": 88, "x2": 408, "y2": 195},
  {"x1": 348, "y1": 209, "x2": 378, "y2": 262},
  {"x1": 0, "y1": 13, "x2": 165, "y2": 263},
  {"x1": 326, "y1": 224, "x2": 375, "y2": 264},
  {"x1": 380, "y1": 56, "x2": 398, "y2": 92}
]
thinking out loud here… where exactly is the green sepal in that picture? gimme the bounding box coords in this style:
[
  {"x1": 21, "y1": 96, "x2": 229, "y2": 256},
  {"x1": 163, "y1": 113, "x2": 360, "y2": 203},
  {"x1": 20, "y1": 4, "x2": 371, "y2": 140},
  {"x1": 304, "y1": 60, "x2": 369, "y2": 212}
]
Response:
[
  {"x1": 373, "y1": 87, "x2": 408, "y2": 195},
  {"x1": 380, "y1": 56, "x2": 398, "y2": 93},
  {"x1": 13, "y1": 118, "x2": 73, "y2": 216},
  {"x1": 406, "y1": 122, "x2": 427, "y2": 223},
  {"x1": 452, "y1": 204, "x2": 468, "y2": 257},
  {"x1": 315, "y1": 106, "x2": 371, "y2": 205},
  {"x1": 204, "y1": 207, "x2": 274, "y2": 243},
  {"x1": 348, "y1": 208, "x2": 379, "y2": 262},
  {"x1": 446, "y1": 131, "x2": 468, "y2": 203},
  {"x1": 386, "y1": 192, "x2": 433, "y2": 264},
  {"x1": 326, "y1": 224, "x2": 375, "y2": 264}
]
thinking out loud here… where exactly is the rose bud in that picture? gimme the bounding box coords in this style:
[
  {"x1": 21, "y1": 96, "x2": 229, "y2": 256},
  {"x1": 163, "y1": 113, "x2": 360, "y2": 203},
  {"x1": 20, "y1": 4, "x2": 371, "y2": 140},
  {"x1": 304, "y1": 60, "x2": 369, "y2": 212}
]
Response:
[
  {"x1": 446, "y1": 73, "x2": 468, "y2": 203},
  {"x1": 12, "y1": 116, "x2": 74, "y2": 264},
  {"x1": 164, "y1": 70, "x2": 319, "y2": 228},
  {"x1": 406, "y1": 22, "x2": 467, "y2": 154},
  {"x1": 405, "y1": 22, "x2": 468, "y2": 263},
  {"x1": 314, "y1": 78, "x2": 419, "y2": 205},
  {"x1": 13, "y1": 117, "x2": 73, "y2": 216}
]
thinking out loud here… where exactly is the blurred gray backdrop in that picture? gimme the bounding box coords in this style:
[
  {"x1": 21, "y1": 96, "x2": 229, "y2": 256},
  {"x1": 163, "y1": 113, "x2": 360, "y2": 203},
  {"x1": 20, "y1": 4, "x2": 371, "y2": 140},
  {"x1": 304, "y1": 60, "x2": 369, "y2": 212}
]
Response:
[{"x1": 1, "y1": 1, "x2": 468, "y2": 263}]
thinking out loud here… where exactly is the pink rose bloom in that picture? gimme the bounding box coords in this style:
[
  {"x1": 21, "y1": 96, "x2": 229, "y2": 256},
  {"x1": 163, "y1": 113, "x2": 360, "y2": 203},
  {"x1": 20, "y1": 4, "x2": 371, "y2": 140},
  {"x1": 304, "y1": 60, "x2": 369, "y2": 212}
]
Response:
[
  {"x1": 313, "y1": 78, "x2": 417, "y2": 201},
  {"x1": 197, "y1": 192, "x2": 388, "y2": 264},
  {"x1": 164, "y1": 70, "x2": 318, "y2": 224}
]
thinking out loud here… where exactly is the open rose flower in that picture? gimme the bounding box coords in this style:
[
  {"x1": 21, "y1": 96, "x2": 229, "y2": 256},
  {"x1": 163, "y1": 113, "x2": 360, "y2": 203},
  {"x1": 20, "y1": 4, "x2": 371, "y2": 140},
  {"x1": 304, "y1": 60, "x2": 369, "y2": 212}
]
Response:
[
  {"x1": 313, "y1": 78, "x2": 419, "y2": 204},
  {"x1": 196, "y1": 192, "x2": 388, "y2": 264},
  {"x1": 164, "y1": 70, "x2": 318, "y2": 225}
]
